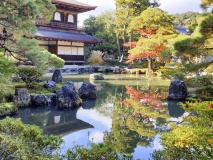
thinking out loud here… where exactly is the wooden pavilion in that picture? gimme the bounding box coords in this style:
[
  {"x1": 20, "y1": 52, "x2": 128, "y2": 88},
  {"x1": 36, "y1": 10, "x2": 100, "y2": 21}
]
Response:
[{"x1": 34, "y1": 0, "x2": 103, "y2": 65}]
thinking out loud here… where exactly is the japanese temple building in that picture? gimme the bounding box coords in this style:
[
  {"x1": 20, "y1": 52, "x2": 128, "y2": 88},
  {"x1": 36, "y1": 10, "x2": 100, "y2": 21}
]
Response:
[{"x1": 34, "y1": 0, "x2": 102, "y2": 65}]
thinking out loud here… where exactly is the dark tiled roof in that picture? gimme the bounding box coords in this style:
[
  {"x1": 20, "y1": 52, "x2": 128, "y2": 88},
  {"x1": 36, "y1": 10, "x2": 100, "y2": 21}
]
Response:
[
  {"x1": 35, "y1": 29, "x2": 103, "y2": 43},
  {"x1": 52, "y1": 0, "x2": 96, "y2": 9}
]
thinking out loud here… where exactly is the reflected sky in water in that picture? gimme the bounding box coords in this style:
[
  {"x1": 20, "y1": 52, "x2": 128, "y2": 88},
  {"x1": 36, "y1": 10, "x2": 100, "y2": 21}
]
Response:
[{"x1": 12, "y1": 76, "x2": 186, "y2": 160}]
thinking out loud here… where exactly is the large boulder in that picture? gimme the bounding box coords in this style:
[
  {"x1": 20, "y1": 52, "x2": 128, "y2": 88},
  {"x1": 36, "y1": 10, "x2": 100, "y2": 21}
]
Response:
[
  {"x1": 14, "y1": 88, "x2": 31, "y2": 107},
  {"x1": 44, "y1": 80, "x2": 56, "y2": 89},
  {"x1": 52, "y1": 69, "x2": 63, "y2": 83},
  {"x1": 90, "y1": 73, "x2": 104, "y2": 80},
  {"x1": 78, "y1": 82, "x2": 97, "y2": 99},
  {"x1": 31, "y1": 94, "x2": 49, "y2": 107},
  {"x1": 56, "y1": 84, "x2": 82, "y2": 108},
  {"x1": 46, "y1": 93, "x2": 57, "y2": 102},
  {"x1": 66, "y1": 81, "x2": 76, "y2": 91},
  {"x1": 168, "y1": 79, "x2": 188, "y2": 100}
]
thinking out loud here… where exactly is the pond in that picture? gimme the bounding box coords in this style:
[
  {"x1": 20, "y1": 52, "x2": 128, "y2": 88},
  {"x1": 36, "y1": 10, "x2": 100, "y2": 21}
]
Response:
[{"x1": 12, "y1": 74, "x2": 186, "y2": 159}]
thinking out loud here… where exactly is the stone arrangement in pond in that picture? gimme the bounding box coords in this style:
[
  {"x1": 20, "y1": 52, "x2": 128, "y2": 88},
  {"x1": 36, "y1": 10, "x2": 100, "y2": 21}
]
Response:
[{"x1": 1, "y1": 69, "x2": 101, "y2": 117}]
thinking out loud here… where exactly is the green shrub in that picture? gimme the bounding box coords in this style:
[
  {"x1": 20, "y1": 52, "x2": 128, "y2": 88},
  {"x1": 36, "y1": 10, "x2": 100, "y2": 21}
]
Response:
[
  {"x1": 62, "y1": 142, "x2": 132, "y2": 160},
  {"x1": 0, "y1": 75, "x2": 14, "y2": 103},
  {"x1": 29, "y1": 49, "x2": 64, "y2": 70},
  {"x1": 205, "y1": 63, "x2": 213, "y2": 74},
  {"x1": 194, "y1": 75, "x2": 213, "y2": 100},
  {"x1": 0, "y1": 55, "x2": 16, "y2": 77},
  {"x1": 0, "y1": 103, "x2": 17, "y2": 116},
  {"x1": 17, "y1": 66, "x2": 44, "y2": 87},
  {"x1": 0, "y1": 117, "x2": 63, "y2": 159},
  {"x1": 160, "y1": 67, "x2": 185, "y2": 80}
]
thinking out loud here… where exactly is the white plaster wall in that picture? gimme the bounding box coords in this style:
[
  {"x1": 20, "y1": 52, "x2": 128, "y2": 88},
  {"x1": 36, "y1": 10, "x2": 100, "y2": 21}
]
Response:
[
  {"x1": 49, "y1": 41, "x2": 56, "y2": 45},
  {"x1": 72, "y1": 42, "x2": 84, "y2": 46},
  {"x1": 78, "y1": 47, "x2": 84, "y2": 55},
  {"x1": 38, "y1": 40, "x2": 48, "y2": 45},
  {"x1": 58, "y1": 41, "x2": 71, "y2": 45},
  {"x1": 72, "y1": 47, "x2": 78, "y2": 55},
  {"x1": 58, "y1": 46, "x2": 72, "y2": 55}
]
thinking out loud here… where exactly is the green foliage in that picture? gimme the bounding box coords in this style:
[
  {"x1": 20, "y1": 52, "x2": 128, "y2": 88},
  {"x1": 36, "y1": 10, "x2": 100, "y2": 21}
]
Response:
[
  {"x1": 0, "y1": 55, "x2": 16, "y2": 76},
  {"x1": 159, "y1": 47, "x2": 174, "y2": 63},
  {"x1": 29, "y1": 48, "x2": 64, "y2": 70},
  {"x1": 0, "y1": 56, "x2": 16, "y2": 102},
  {"x1": 130, "y1": 8, "x2": 174, "y2": 31},
  {"x1": 127, "y1": 8, "x2": 179, "y2": 71},
  {"x1": 62, "y1": 142, "x2": 127, "y2": 160},
  {"x1": 0, "y1": 0, "x2": 61, "y2": 69},
  {"x1": 0, "y1": 103, "x2": 17, "y2": 117},
  {"x1": 17, "y1": 66, "x2": 44, "y2": 87},
  {"x1": 0, "y1": 74, "x2": 14, "y2": 103},
  {"x1": 206, "y1": 63, "x2": 213, "y2": 73},
  {"x1": 174, "y1": 14, "x2": 213, "y2": 56},
  {"x1": 200, "y1": 14, "x2": 213, "y2": 34},
  {"x1": 83, "y1": 11, "x2": 117, "y2": 54},
  {"x1": 154, "y1": 101, "x2": 213, "y2": 160},
  {"x1": 115, "y1": 0, "x2": 151, "y2": 34},
  {"x1": 172, "y1": 14, "x2": 213, "y2": 81},
  {"x1": 201, "y1": 0, "x2": 213, "y2": 11},
  {"x1": 172, "y1": 12, "x2": 200, "y2": 29},
  {"x1": 0, "y1": 117, "x2": 62, "y2": 159},
  {"x1": 194, "y1": 75, "x2": 213, "y2": 100},
  {"x1": 160, "y1": 66, "x2": 186, "y2": 80}
]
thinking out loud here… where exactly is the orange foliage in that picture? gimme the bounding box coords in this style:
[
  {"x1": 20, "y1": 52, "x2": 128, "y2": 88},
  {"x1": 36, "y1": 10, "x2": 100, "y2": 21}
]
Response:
[
  {"x1": 123, "y1": 41, "x2": 137, "y2": 48},
  {"x1": 126, "y1": 28, "x2": 165, "y2": 63},
  {"x1": 124, "y1": 86, "x2": 167, "y2": 110},
  {"x1": 138, "y1": 29, "x2": 156, "y2": 37},
  {"x1": 122, "y1": 100, "x2": 134, "y2": 107},
  {"x1": 126, "y1": 44, "x2": 164, "y2": 63}
]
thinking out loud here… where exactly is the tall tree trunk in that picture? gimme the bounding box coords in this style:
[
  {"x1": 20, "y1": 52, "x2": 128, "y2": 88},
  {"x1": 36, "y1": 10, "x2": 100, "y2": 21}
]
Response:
[
  {"x1": 116, "y1": 31, "x2": 121, "y2": 60},
  {"x1": 120, "y1": 23, "x2": 127, "y2": 62},
  {"x1": 147, "y1": 57, "x2": 151, "y2": 73}
]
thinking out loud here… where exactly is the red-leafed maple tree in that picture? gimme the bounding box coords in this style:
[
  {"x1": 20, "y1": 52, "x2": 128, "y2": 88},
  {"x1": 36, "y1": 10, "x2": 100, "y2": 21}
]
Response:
[
  {"x1": 123, "y1": 86, "x2": 167, "y2": 109},
  {"x1": 124, "y1": 8, "x2": 176, "y2": 72}
]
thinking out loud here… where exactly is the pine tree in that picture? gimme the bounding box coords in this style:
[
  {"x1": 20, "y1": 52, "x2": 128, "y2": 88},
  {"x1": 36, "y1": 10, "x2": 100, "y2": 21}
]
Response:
[
  {"x1": 126, "y1": 8, "x2": 178, "y2": 72},
  {"x1": 0, "y1": 0, "x2": 64, "y2": 69}
]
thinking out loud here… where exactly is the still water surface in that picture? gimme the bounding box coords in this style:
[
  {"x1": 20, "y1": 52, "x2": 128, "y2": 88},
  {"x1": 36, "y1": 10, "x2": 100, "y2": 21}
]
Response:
[{"x1": 13, "y1": 75, "x2": 185, "y2": 159}]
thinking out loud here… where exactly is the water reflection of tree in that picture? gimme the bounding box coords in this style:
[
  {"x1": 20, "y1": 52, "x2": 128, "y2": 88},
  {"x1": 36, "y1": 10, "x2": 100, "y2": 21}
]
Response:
[
  {"x1": 104, "y1": 95, "x2": 146, "y2": 154},
  {"x1": 95, "y1": 82, "x2": 123, "y2": 117},
  {"x1": 104, "y1": 86, "x2": 170, "y2": 155}
]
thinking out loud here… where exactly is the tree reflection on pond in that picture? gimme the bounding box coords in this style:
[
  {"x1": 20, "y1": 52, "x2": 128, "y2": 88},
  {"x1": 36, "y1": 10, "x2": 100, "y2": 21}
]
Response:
[
  {"x1": 103, "y1": 85, "x2": 172, "y2": 155},
  {"x1": 11, "y1": 77, "x2": 186, "y2": 159}
]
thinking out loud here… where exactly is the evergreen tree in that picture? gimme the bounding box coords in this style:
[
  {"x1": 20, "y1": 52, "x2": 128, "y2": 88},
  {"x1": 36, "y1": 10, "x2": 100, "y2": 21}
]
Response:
[
  {"x1": 174, "y1": 14, "x2": 213, "y2": 74},
  {"x1": 115, "y1": 0, "x2": 157, "y2": 61},
  {"x1": 0, "y1": 0, "x2": 64, "y2": 69},
  {"x1": 83, "y1": 11, "x2": 117, "y2": 58},
  {"x1": 126, "y1": 8, "x2": 178, "y2": 72}
]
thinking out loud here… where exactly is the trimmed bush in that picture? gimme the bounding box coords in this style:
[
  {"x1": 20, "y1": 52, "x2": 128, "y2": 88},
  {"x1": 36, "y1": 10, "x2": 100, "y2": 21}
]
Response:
[{"x1": 17, "y1": 66, "x2": 44, "y2": 87}]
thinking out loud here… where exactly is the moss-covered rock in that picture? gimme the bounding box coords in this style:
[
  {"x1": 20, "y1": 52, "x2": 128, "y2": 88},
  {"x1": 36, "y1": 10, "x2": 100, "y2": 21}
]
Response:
[{"x1": 0, "y1": 103, "x2": 18, "y2": 117}]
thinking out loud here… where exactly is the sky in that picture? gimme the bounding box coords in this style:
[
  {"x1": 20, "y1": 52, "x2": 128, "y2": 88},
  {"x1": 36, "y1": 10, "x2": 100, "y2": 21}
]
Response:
[{"x1": 77, "y1": 0, "x2": 203, "y2": 26}]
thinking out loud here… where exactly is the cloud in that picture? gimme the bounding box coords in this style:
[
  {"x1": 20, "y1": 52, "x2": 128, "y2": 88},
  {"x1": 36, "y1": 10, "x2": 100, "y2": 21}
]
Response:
[
  {"x1": 159, "y1": 0, "x2": 202, "y2": 14},
  {"x1": 77, "y1": 0, "x2": 203, "y2": 26},
  {"x1": 77, "y1": 0, "x2": 115, "y2": 26},
  {"x1": 89, "y1": 131, "x2": 104, "y2": 143},
  {"x1": 77, "y1": 108, "x2": 112, "y2": 130}
]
